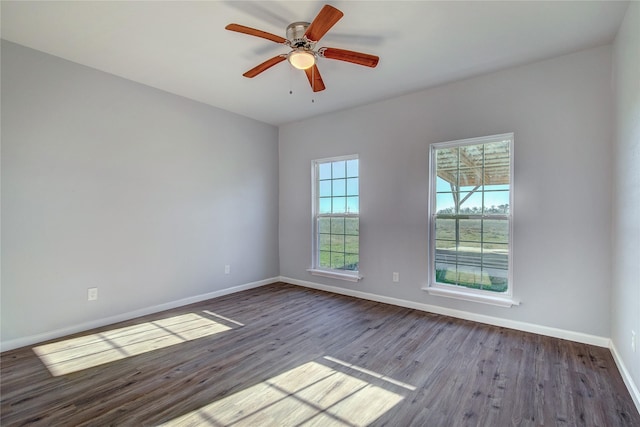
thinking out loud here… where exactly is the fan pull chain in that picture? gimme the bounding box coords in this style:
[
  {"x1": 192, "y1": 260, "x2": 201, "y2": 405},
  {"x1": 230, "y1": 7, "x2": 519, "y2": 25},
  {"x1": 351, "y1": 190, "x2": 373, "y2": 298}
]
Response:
[{"x1": 289, "y1": 64, "x2": 293, "y2": 95}]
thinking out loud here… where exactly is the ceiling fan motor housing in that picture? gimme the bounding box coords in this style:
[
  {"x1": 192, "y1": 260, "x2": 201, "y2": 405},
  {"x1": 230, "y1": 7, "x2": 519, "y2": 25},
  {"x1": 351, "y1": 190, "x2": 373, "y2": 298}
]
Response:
[{"x1": 286, "y1": 22, "x2": 313, "y2": 48}]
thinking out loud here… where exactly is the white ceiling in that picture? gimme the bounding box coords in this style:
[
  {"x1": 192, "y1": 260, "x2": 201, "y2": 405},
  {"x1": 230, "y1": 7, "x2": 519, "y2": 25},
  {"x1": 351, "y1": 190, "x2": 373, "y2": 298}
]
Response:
[{"x1": 1, "y1": 1, "x2": 629, "y2": 125}]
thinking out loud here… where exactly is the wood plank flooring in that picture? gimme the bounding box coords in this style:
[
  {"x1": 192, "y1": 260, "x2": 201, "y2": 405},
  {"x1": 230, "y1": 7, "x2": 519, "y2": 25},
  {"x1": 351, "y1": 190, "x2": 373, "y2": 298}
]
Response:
[{"x1": 1, "y1": 282, "x2": 639, "y2": 426}]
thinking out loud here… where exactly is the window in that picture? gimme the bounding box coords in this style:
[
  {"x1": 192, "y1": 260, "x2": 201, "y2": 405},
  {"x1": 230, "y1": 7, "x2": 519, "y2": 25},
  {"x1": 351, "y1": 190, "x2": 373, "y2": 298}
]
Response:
[
  {"x1": 309, "y1": 155, "x2": 361, "y2": 281},
  {"x1": 427, "y1": 134, "x2": 515, "y2": 306}
]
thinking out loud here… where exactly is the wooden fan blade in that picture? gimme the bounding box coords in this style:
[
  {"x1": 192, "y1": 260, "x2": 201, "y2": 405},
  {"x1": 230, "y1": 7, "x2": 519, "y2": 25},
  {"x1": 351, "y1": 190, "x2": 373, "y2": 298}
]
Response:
[
  {"x1": 304, "y1": 5, "x2": 344, "y2": 42},
  {"x1": 225, "y1": 23, "x2": 287, "y2": 44},
  {"x1": 243, "y1": 56, "x2": 287, "y2": 78},
  {"x1": 304, "y1": 65, "x2": 326, "y2": 92},
  {"x1": 320, "y1": 47, "x2": 379, "y2": 68}
]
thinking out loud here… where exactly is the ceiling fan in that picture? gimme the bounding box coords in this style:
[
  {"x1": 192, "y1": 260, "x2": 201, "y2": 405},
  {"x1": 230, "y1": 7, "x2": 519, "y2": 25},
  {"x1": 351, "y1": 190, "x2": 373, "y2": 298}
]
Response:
[{"x1": 225, "y1": 4, "x2": 379, "y2": 92}]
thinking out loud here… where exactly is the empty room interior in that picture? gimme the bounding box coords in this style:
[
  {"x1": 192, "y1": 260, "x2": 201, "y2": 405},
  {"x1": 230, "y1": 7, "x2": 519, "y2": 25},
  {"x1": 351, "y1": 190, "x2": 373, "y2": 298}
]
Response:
[{"x1": 1, "y1": 1, "x2": 639, "y2": 425}]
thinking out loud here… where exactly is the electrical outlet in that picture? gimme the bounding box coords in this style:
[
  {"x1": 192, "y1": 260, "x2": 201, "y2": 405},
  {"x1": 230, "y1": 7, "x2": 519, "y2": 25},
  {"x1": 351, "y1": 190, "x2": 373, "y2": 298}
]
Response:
[
  {"x1": 88, "y1": 287, "x2": 98, "y2": 301},
  {"x1": 224, "y1": 265, "x2": 231, "y2": 275},
  {"x1": 392, "y1": 272, "x2": 399, "y2": 283},
  {"x1": 632, "y1": 330, "x2": 636, "y2": 353}
]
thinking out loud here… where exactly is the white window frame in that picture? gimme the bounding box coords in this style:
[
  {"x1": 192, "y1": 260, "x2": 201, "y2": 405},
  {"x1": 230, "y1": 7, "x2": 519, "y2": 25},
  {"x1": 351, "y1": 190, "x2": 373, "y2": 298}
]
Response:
[
  {"x1": 308, "y1": 154, "x2": 362, "y2": 282},
  {"x1": 425, "y1": 133, "x2": 518, "y2": 307}
]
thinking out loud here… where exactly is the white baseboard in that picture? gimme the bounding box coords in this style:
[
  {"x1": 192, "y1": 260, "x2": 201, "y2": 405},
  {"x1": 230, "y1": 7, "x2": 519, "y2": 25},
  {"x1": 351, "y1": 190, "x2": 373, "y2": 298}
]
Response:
[
  {"x1": 0, "y1": 277, "x2": 279, "y2": 353},
  {"x1": 279, "y1": 276, "x2": 610, "y2": 348},
  {"x1": 610, "y1": 342, "x2": 640, "y2": 413}
]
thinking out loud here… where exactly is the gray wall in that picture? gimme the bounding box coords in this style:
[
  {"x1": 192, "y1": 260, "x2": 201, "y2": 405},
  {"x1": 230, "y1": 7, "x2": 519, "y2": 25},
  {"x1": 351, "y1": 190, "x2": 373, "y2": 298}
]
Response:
[
  {"x1": 1, "y1": 40, "x2": 279, "y2": 348},
  {"x1": 280, "y1": 45, "x2": 613, "y2": 337},
  {"x1": 612, "y1": 2, "x2": 640, "y2": 397},
  {"x1": 0, "y1": 34, "x2": 624, "y2": 353}
]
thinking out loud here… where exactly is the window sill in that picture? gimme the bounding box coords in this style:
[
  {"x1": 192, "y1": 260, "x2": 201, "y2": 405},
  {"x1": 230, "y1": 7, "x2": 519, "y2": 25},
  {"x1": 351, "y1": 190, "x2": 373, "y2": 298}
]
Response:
[
  {"x1": 425, "y1": 286, "x2": 520, "y2": 307},
  {"x1": 307, "y1": 269, "x2": 363, "y2": 282}
]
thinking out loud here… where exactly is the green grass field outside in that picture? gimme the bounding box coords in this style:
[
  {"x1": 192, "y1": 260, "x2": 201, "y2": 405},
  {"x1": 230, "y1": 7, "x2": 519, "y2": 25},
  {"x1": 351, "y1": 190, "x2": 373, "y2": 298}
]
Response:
[{"x1": 318, "y1": 217, "x2": 359, "y2": 270}]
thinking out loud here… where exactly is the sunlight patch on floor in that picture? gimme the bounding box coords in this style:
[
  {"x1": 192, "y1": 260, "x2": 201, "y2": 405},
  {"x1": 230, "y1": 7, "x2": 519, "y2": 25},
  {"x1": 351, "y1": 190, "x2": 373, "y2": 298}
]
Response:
[
  {"x1": 162, "y1": 358, "x2": 406, "y2": 426},
  {"x1": 323, "y1": 355, "x2": 417, "y2": 391},
  {"x1": 203, "y1": 310, "x2": 245, "y2": 326},
  {"x1": 33, "y1": 312, "x2": 232, "y2": 376}
]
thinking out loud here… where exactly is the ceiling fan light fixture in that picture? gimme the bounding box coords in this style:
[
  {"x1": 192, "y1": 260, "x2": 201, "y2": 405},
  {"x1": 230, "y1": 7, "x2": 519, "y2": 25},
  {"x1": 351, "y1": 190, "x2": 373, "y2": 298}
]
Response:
[{"x1": 288, "y1": 50, "x2": 315, "y2": 70}]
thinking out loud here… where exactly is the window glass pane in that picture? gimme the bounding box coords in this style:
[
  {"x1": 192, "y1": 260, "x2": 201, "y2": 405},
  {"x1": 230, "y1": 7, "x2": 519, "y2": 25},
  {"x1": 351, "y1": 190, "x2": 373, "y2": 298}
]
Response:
[
  {"x1": 482, "y1": 268, "x2": 508, "y2": 292},
  {"x1": 484, "y1": 166, "x2": 509, "y2": 190},
  {"x1": 436, "y1": 193, "x2": 456, "y2": 214},
  {"x1": 436, "y1": 175, "x2": 454, "y2": 192},
  {"x1": 332, "y1": 161, "x2": 346, "y2": 179},
  {"x1": 319, "y1": 198, "x2": 331, "y2": 214},
  {"x1": 346, "y1": 196, "x2": 359, "y2": 214},
  {"x1": 319, "y1": 233, "x2": 331, "y2": 250},
  {"x1": 331, "y1": 253, "x2": 345, "y2": 269},
  {"x1": 482, "y1": 242, "x2": 508, "y2": 289},
  {"x1": 346, "y1": 178, "x2": 358, "y2": 196},
  {"x1": 345, "y1": 235, "x2": 359, "y2": 254},
  {"x1": 459, "y1": 219, "x2": 481, "y2": 242},
  {"x1": 319, "y1": 180, "x2": 332, "y2": 197},
  {"x1": 436, "y1": 239, "x2": 456, "y2": 250},
  {"x1": 345, "y1": 218, "x2": 359, "y2": 235},
  {"x1": 484, "y1": 191, "x2": 509, "y2": 214},
  {"x1": 457, "y1": 242, "x2": 481, "y2": 256},
  {"x1": 436, "y1": 171, "x2": 457, "y2": 190},
  {"x1": 346, "y1": 159, "x2": 358, "y2": 178},
  {"x1": 332, "y1": 179, "x2": 346, "y2": 197},
  {"x1": 319, "y1": 251, "x2": 331, "y2": 268},
  {"x1": 455, "y1": 265, "x2": 485, "y2": 288},
  {"x1": 459, "y1": 191, "x2": 482, "y2": 214},
  {"x1": 318, "y1": 217, "x2": 330, "y2": 233},
  {"x1": 331, "y1": 217, "x2": 345, "y2": 234},
  {"x1": 435, "y1": 252, "x2": 457, "y2": 284},
  {"x1": 484, "y1": 141, "x2": 510, "y2": 166},
  {"x1": 482, "y1": 244, "x2": 508, "y2": 292},
  {"x1": 483, "y1": 243, "x2": 509, "y2": 254},
  {"x1": 436, "y1": 147, "x2": 458, "y2": 173},
  {"x1": 460, "y1": 144, "x2": 483, "y2": 167},
  {"x1": 319, "y1": 163, "x2": 332, "y2": 180},
  {"x1": 483, "y1": 219, "x2": 508, "y2": 244},
  {"x1": 458, "y1": 168, "x2": 482, "y2": 188},
  {"x1": 435, "y1": 218, "x2": 455, "y2": 241},
  {"x1": 332, "y1": 197, "x2": 346, "y2": 213},
  {"x1": 331, "y1": 235, "x2": 345, "y2": 252},
  {"x1": 482, "y1": 250, "x2": 508, "y2": 270},
  {"x1": 344, "y1": 254, "x2": 359, "y2": 271}
]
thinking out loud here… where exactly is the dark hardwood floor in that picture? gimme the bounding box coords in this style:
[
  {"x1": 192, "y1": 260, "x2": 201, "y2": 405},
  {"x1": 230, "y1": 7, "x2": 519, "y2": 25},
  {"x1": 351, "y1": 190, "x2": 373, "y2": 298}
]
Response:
[{"x1": 1, "y1": 282, "x2": 638, "y2": 426}]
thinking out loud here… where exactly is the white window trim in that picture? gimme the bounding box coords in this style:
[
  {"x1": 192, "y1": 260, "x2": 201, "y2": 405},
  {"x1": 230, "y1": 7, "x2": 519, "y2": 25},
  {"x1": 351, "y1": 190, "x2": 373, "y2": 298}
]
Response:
[
  {"x1": 424, "y1": 133, "x2": 516, "y2": 306},
  {"x1": 310, "y1": 154, "x2": 362, "y2": 282},
  {"x1": 426, "y1": 284, "x2": 519, "y2": 307},
  {"x1": 307, "y1": 268, "x2": 362, "y2": 282}
]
